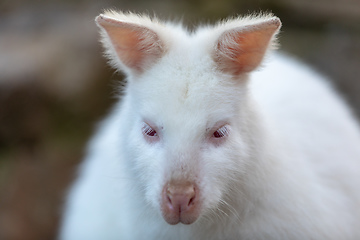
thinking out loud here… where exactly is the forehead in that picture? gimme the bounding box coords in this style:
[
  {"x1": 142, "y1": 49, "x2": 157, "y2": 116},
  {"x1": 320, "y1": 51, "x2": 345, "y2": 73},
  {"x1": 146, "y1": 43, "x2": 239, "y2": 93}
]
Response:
[{"x1": 131, "y1": 47, "x2": 242, "y2": 126}]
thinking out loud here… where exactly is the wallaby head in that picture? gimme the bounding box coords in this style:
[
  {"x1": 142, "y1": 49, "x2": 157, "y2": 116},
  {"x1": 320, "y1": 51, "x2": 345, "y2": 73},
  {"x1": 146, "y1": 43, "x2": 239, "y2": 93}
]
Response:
[{"x1": 95, "y1": 11, "x2": 281, "y2": 225}]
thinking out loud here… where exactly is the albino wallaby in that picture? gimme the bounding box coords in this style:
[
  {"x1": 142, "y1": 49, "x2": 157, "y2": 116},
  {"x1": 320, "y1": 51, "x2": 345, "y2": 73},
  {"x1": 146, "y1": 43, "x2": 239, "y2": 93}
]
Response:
[{"x1": 59, "y1": 11, "x2": 360, "y2": 240}]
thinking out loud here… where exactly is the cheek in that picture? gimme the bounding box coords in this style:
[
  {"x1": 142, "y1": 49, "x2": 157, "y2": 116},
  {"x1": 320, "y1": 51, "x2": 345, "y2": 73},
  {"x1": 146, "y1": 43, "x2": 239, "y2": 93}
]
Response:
[
  {"x1": 128, "y1": 127, "x2": 161, "y2": 172},
  {"x1": 199, "y1": 144, "x2": 245, "y2": 208},
  {"x1": 130, "y1": 140, "x2": 167, "y2": 207}
]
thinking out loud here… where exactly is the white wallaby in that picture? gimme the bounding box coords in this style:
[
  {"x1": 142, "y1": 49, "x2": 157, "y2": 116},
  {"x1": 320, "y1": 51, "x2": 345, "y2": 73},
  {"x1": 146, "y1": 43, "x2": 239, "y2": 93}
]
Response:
[{"x1": 59, "y1": 11, "x2": 360, "y2": 240}]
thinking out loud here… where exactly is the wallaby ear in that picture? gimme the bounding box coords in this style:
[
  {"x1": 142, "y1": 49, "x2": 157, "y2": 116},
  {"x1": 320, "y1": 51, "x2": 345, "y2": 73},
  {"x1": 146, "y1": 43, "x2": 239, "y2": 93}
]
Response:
[
  {"x1": 95, "y1": 13, "x2": 165, "y2": 75},
  {"x1": 214, "y1": 17, "x2": 281, "y2": 75}
]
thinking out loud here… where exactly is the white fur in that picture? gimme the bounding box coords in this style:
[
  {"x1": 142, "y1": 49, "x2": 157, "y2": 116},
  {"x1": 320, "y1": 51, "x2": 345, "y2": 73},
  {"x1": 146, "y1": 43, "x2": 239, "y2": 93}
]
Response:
[{"x1": 59, "y1": 12, "x2": 360, "y2": 240}]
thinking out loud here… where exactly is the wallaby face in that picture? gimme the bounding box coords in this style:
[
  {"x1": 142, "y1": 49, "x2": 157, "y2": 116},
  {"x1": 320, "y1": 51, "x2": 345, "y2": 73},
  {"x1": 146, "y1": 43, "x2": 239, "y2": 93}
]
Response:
[
  {"x1": 124, "y1": 56, "x2": 249, "y2": 225},
  {"x1": 95, "y1": 12, "x2": 281, "y2": 225}
]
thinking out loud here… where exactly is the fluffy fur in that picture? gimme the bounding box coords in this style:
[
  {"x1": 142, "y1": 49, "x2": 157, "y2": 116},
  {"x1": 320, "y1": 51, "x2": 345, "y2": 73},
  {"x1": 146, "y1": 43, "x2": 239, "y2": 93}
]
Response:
[{"x1": 59, "y1": 11, "x2": 360, "y2": 240}]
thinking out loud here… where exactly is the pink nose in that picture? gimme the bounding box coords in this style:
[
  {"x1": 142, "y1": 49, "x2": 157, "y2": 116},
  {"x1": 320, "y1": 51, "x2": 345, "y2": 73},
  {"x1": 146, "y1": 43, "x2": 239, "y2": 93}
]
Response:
[{"x1": 161, "y1": 181, "x2": 200, "y2": 225}]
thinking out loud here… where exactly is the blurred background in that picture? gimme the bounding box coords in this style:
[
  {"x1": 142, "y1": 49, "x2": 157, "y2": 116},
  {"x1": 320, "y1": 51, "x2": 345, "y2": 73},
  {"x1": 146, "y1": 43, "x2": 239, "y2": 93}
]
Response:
[{"x1": 0, "y1": 0, "x2": 359, "y2": 239}]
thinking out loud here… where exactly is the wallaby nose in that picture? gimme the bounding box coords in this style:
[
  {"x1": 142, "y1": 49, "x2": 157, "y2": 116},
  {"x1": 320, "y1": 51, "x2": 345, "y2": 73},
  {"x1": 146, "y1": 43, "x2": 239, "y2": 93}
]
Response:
[
  {"x1": 167, "y1": 183, "x2": 196, "y2": 211},
  {"x1": 161, "y1": 181, "x2": 200, "y2": 225}
]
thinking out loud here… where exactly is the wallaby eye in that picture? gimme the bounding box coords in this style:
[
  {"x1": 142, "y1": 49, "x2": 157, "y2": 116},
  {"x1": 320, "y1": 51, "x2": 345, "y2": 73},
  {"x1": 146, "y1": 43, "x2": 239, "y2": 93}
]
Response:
[
  {"x1": 142, "y1": 123, "x2": 158, "y2": 137},
  {"x1": 213, "y1": 125, "x2": 229, "y2": 138}
]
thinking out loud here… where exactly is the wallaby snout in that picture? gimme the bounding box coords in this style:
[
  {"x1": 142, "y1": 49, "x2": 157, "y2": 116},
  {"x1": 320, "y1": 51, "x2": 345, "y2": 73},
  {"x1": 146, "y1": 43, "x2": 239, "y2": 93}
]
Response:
[{"x1": 161, "y1": 181, "x2": 199, "y2": 225}]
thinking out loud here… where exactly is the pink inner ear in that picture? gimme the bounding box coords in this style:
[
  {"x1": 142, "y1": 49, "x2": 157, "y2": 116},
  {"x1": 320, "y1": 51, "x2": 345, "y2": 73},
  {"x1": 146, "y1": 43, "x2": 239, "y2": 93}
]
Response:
[
  {"x1": 96, "y1": 15, "x2": 164, "y2": 74},
  {"x1": 110, "y1": 26, "x2": 160, "y2": 72},
  {"x1": 215, "y1": 18, "x2": 281, "y2": 75}
]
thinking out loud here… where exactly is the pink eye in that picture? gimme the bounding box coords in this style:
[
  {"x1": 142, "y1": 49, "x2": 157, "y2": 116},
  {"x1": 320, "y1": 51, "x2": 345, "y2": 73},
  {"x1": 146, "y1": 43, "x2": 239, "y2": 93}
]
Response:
[
  {"x1": 213, "y1": 125, "x2": 228, "y2": 138},
  {"x1": 142, "y1": 123, "x2": 158, "y2": 137}
]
